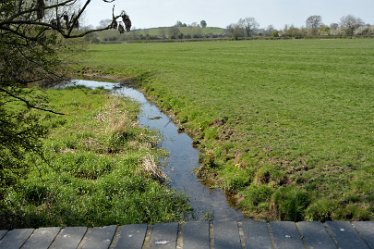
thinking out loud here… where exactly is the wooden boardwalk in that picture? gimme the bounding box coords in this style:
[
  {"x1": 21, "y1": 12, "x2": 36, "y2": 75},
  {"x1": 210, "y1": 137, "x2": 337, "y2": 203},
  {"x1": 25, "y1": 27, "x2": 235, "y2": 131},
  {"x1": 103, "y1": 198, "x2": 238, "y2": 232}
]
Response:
[{"x1": 0, "y1": 220, "x2": 373, "y2": 249}]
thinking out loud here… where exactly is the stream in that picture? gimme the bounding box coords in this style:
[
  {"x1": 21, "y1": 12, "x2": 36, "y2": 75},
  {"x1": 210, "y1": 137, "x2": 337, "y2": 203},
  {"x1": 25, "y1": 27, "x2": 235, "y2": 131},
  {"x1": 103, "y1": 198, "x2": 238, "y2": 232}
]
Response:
[{"x1": 67, "y1": 79, "x2": 243, "y2": 221}]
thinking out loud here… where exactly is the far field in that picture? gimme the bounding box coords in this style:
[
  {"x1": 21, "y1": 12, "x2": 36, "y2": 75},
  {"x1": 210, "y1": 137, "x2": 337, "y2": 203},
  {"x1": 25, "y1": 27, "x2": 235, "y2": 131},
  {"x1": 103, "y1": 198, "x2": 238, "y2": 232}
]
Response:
[{"x1": 72, "y1": 39, "x2": 374, "y2": 220}]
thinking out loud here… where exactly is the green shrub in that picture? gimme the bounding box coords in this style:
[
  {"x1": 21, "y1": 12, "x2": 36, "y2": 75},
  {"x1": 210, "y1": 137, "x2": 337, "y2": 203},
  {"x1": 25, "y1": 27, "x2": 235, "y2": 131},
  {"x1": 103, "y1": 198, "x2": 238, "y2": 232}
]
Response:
[
  {"x1": 271, "y1": 186, "x2": 311, "y2": 221},
  {"x1": 333, "y1": 204, "x2": 371, "y2": 220},
  {"x1": 305, "y1": 198, "x2": 336, "y2": 221},
  {"x1": 241, "y1": 185, "x2": 273, "y2": 209},
  {"x1": 220, "y1": 165, "x2": 251, "y2": 191}
]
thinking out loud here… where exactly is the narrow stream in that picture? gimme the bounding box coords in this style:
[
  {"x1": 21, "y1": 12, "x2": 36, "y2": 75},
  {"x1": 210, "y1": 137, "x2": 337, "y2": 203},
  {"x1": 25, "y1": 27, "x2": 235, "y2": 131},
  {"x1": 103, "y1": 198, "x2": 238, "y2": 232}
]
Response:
[{"x1": 67, "y1": 79, "x2": 243, "y2": 221}]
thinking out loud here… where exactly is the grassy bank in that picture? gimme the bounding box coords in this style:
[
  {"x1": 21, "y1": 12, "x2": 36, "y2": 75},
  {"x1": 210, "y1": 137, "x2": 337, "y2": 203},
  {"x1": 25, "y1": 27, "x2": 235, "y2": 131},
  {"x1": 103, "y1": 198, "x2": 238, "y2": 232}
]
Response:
[
  {"x1": 70, "y1": 39, "x2": 374, "y2": 221},
  {"x1": 0, "y1": 87, "x2": 189, "y2": 228}
]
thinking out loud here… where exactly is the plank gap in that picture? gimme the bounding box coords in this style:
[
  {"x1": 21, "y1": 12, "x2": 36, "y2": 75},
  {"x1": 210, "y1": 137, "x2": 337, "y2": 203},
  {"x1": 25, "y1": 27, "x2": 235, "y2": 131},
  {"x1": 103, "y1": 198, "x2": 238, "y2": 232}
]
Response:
[
  {"x1": 142, "y1": 225, "x2": 152, "y2": 249},
  {"x1": 109, "y1": 226, "x2": 120, "y2": 249},
  {"x1": 176, "y1": 223, "x2": 183, "y2": 249}
]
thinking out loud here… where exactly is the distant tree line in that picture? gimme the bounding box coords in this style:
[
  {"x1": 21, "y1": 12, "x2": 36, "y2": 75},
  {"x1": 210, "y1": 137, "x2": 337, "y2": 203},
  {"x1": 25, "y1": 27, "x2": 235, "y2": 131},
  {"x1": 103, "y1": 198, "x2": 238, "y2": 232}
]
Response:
[
  {"x1": 226, "y1": 14, "x2": 373, "y2": 39},
  {"x1": 173, "y1": 20, "x2": 207, "y2": 28},
  {"x1": 86, "y1": 15, "x2": 374, "y2": 43}
]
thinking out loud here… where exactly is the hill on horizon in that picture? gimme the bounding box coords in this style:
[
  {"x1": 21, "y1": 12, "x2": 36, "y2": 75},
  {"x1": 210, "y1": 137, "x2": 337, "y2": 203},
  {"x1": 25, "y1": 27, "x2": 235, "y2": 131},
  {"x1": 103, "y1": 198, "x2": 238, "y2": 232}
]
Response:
[{"x1": 91, "y1": 26, "x2": 226, "y2": 42}]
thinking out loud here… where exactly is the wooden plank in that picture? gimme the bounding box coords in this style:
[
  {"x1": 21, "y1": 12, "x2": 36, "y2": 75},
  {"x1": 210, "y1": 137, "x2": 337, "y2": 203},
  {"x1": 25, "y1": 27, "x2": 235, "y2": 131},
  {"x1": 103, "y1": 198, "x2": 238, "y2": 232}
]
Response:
[
  {"x1": 114, "y1": 224, "x2": 147, "y2": 249},
  {"x1": 183, "y1": 221, "x2": 210, "y2": 249},
  {"x1": 325, "y1": 221, "x2": 369, "y2": 249},
  {"x1": 49, "y1": 227, "x2": 87, "y2": 249},
  {"x1": 353, "y1": 222, "x2": 374, "y2": 249},
  {"x1": 21, "y1": 227, "x2": 60, "y2": 249},
  {"x1": 81, "y1": 225, "x2": 116, "y2": 249},
  {"x1": 214, "y1": 221, "x2": 241, "y2": 249},
  {"x1": 0, "y1": 229, "x2": 34, "y2": 249},
  {"x1": 270, "y1": 221, "x2": 304, "y2": 249},
  {"x1": 0, "y1": 231, "x2": 7, "y2": 240},
  {"x1": 150, "y1": 223, "x2": 178, "y2": 249},
  {"x1": 297, "y1": 222, "x2": 336, "y2": 249},
  {"x1": 242, "y1": 220, "x2": 273, "y2": 249}
]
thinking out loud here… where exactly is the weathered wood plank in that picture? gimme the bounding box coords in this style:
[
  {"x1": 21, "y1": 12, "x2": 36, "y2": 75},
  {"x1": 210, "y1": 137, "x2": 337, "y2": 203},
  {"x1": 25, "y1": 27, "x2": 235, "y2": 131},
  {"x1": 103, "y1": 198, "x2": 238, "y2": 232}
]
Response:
[
  {"x1": 81, "y1": 225, "x2": 116, "y2": 249},
  {"x1": 0, "y1": 231, "x2": 7, "y2": 240},
  {"x1": 242, "y1": 220, "x2": 273, "y2": 249},
  {"x1": 353, "y1": 222, "x2": 374, "y2": 249},
  {"x1": 270, "y1": 221, "x2": 304, "y2": 249},
  {"x1": 214, "y1": 221, "x2": 241, "y2": 249},
  {"x1": 49, "y1": 227, "x2": 87, "y2": 249},
  {"x1": 150, "y1": 223, "x2": 178, "y2": 249},
  {"x1": 325, "y1": 221, "x2": 369, "y2": 249},
  {"x1": 21, "y1": 227, "x2": 60, "y2": 249},
  {"x1": 297, "y1": 221, "x2": 336, "y2": 249},
  {"x1": 183, "y1": 221, "x2": 210, "y2": 249},
  {"x1": 0, "y1": 229, "x2": 34, "y2": 249},
  {"x1": 0, "y1": 221, "x2": 372, "y2": 249},
  {"x1": 114, "y1": 224, "x2": 147, "y2": 249}
]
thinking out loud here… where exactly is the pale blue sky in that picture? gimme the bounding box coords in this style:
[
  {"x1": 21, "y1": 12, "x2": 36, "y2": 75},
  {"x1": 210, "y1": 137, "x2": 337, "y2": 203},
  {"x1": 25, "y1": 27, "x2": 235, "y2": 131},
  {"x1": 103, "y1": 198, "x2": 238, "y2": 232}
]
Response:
[{"x1": 84, "y1": 0, "x2": 374, "y2": 29}]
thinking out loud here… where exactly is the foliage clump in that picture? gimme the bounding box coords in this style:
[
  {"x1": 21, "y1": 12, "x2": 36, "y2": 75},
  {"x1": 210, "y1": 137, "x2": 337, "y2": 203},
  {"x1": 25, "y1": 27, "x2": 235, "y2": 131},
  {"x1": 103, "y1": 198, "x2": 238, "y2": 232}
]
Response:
[{"x1": 0, "y1": 0, "x2": 138, "y2": 228}]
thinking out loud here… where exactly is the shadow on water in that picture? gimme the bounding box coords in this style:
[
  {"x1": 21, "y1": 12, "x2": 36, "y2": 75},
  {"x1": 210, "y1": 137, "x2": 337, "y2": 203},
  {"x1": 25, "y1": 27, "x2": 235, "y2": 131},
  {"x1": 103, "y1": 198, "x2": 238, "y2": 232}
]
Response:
[{"x1": 66, "y1": 79, "x2": 243, "y2": 221}]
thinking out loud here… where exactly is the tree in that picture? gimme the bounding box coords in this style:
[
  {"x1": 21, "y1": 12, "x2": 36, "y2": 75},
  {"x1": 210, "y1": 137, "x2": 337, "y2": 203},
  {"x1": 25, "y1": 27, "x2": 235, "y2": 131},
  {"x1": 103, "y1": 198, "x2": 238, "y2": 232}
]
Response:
[
  {"x1": 226, "y1": 24, "x2": 245, "y2": 40},
  {"x1": 200, "y1": 20, "x2": 207, "y2": 28},
  {"x1": 283, "y1": 25, "x2": 304, "y2": 38},
  {"x1": 319, "y1": 24, "x2": 330, "y2": 36},
  {"x1": 0, "y1": 0, "x2": 132, "y2": 210},
  {"x1": 238, "y1": 17, "x2": 259, "y2": 37},
  {"x1": 168, "y1": 26, "x2": 181, "y2": 39},
  {"x1": 175, "y1": 21, "x2": 183, "y2": 27},
  {"x1": 340, "y1": 15, "x2": 364, "y2": 36},
  {"x1": 330, "y1": 23, "x2": 339, "y2": 31},
  {"x1": 265, "y1": 25, "x2": 277, "y2": 36},
  {"x1": 306, "y1": 15, "x2": 322, "y2": 35},
  {"x1": 329, "y1": 23, "x2": 340, "y2": 36},
  {"x1": 175, "y1": 21, "x2": 187, "y2": 27}
]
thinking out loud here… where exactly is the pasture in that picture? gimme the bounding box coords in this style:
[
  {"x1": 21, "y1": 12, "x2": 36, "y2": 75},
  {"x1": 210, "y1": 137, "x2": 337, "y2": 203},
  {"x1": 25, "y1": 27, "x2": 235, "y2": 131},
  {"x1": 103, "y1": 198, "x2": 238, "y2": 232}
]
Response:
[{"x1": 72, "y1": 39, "x2": 374, "y2": 220}]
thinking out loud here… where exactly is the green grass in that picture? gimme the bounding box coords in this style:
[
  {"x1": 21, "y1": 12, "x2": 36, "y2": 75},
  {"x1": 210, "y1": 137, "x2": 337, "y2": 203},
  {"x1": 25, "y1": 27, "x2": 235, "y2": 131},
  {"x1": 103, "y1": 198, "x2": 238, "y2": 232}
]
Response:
[
  {"x1": 1, "y1": 87, "x2": 189, "y2": 228},
  {"x1": 70, "y1": 39, "x2": 374, "y2": 221}
]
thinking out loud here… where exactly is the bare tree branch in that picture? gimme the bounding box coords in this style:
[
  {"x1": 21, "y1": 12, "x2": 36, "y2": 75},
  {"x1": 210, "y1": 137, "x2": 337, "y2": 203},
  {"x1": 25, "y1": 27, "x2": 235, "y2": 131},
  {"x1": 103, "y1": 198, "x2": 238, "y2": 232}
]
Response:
[
  {"x1": 1, "y1": 0, "x2": 131, "y2": 40},
  {"x1": 67, "y1": 0, "x2": 91, "y2": 36},
  {"x1": 5, "y1": 0, "x2": 77, "y2": 23}
]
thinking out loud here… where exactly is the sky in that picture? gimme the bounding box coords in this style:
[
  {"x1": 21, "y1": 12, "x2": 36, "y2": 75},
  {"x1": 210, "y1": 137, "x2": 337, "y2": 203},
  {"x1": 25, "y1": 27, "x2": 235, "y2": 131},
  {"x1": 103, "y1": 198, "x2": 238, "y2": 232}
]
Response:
[{"x1": 83, "y1": 0, "x2": 374, "y2": 29}]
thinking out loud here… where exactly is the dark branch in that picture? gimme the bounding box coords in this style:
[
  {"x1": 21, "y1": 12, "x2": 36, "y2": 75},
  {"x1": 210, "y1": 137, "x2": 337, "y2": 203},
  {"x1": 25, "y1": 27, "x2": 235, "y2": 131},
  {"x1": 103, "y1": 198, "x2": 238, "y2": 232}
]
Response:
[
  {"x1": 67, "y1": 0, "x2": 91, "y2": 36},
  {"x1": 6, "y1": 0, "x2": 78, "y2": 23},
  {"x1": 0, "y1": 87, "x2": 65, "y2": 116}
]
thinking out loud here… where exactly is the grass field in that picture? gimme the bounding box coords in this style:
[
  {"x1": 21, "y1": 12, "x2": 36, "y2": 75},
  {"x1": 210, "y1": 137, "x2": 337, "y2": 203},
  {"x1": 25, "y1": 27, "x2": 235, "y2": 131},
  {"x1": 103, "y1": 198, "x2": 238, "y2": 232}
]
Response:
[
  {"x1": 71, "y1": 39, "x2": 374, "y2": 221},
  {"x1": 0, "y1": 87, "x2": 189, "y2": 228}
]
